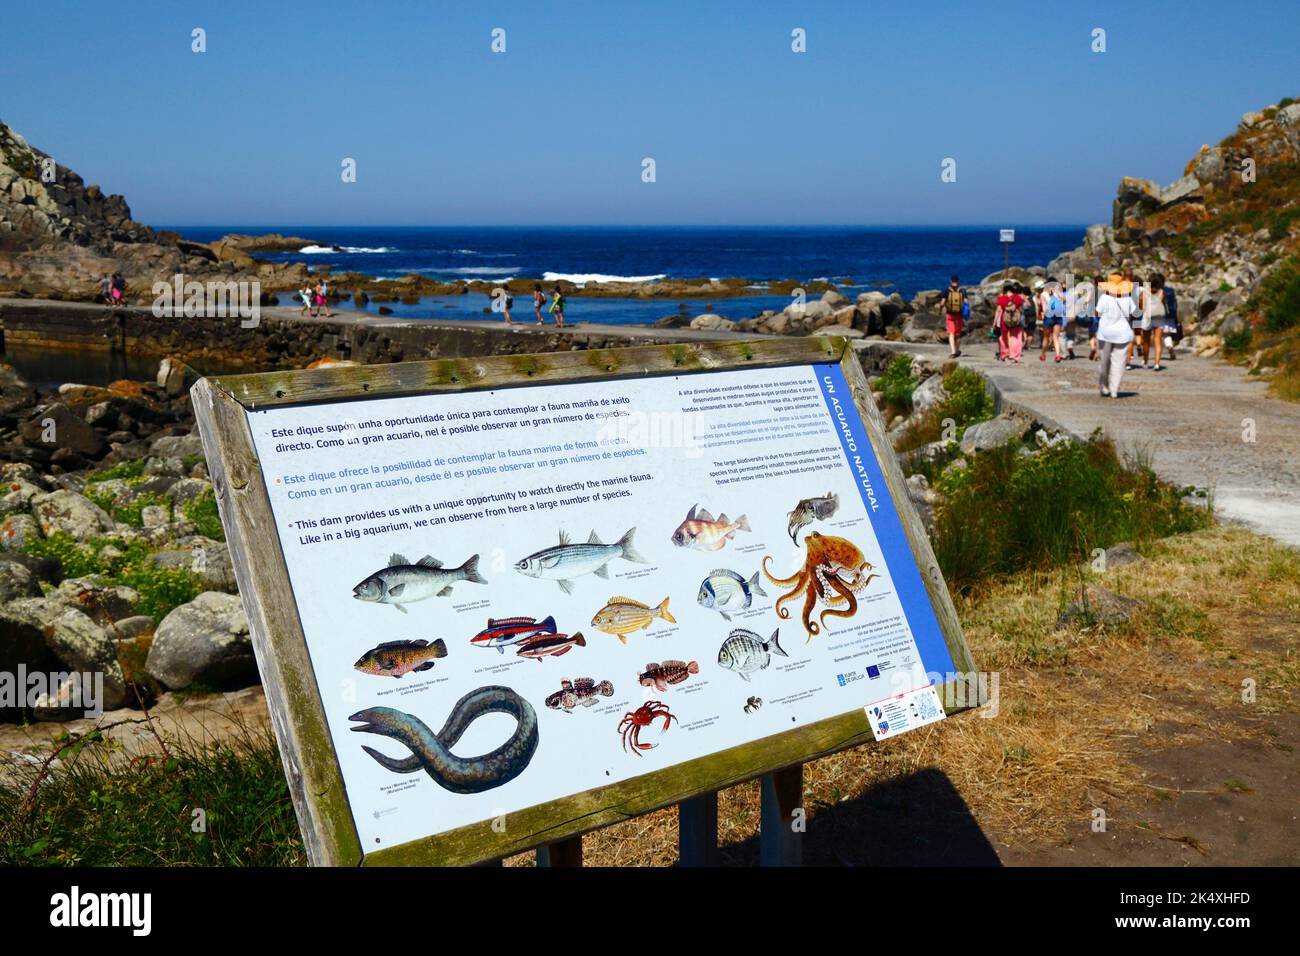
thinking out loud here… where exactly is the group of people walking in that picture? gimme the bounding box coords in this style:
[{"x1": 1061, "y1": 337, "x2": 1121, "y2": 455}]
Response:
[
  {"x1": 501, "y1": 283, "x2": 567, "y2": 328},
  {"x1": 298, "y1": 278, "x2": 333, "y2": 318},
  {"x1": 941, "y1": 271, "x2": 1182, "y2": 399},
  {"x1": 99, "y1": 272, "x2": 126, "y2": 306}
]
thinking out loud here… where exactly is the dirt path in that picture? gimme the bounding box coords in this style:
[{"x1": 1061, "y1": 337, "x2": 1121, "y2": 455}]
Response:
[{"x1": 889, "y1": 340, "x2": 1300, "y2": 548}]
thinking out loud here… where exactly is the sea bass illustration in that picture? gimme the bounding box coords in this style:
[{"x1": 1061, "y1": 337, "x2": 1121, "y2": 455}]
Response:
[
  {"x1": 717, "y1": 628, "x2": 788, "y2": 682},
  {"x1": 638, "y1": 660, "x2": 699, "y2": 692},
  {"x1": 788, "y1": 492, "x2": 840, "y2": 543},
  {"x1": 353, "y1": 553, "x2": 485, "y2": 613},
  {"x1": 353, "y1": 638, "x2": 448, "y2": 678},
  {"x1": 545, "y1": 677, "x2": 615, "y2": 711},
  {"x1": 517, "y1": 631, "x2": 586, "y2": 660},
  {"x1": 697, "y1": 568, "x2": 767, "y2": 620},
  {"x1": 515, "y1": 528, "x2": 647, "y2": 594},
  {"x1": 591, "y1": 595, "x2": 675, "y2": 643},
  {"x1": 671, "y1": 504, "x2": 750, "y2": 552},
  {"x1": 470, "y1": 615, "x2": 557, "y2": 654}
]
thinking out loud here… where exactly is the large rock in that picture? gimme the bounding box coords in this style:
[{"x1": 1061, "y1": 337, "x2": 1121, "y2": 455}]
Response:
[
  {"x1": 0, "y1": 513, "x2": 41, "y2": 551},
  {"x1": 1, "y1": 598, "x2": 128, "y2": 709},
  {"x1": 146, "y1": 538, "x2": 236, "y2": 592},
  {"x1": 901, "y1": 312, "x2": 945, "y2": 343},
  {"x1": 911, "y1": 373, "x2": 948, "y2": 415},
  {"x1": 146, "y1": 591, "x2": 254, "y2": 690},
  {"x1": 689, "y1": 313, "x2": 734, "y2": 331},
  {"x1": 1056, "y1": 585, "x2": 1142, "y2": 629},
  {"x1": 0, "y1": 558, "x2": 42, "y2": 601},
  {"x1": 47, "y1": 576, "x2": 140, "y2": 621},
  {"x1": 30, "y1": 489, "x2": 115, "y2": 540},
  {"x1": 959, "y1": 417, "x2": 1024, "y2": 454},
  {"x1": 150, "y1": 432, "x2": 204, "y2": 460},
  {"x1": 18, "y1": 402, "x2": 106, "y2": 459}
]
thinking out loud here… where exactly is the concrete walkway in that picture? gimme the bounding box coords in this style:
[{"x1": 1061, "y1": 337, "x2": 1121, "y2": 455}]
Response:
[{"x1": 890, "y1": 339, "x2": 1300, "y2": 548}]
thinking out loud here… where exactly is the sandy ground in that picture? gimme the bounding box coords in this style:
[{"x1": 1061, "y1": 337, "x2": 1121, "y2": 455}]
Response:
[{"x1": 890, "y1": 339, "x2": 1300, "y2": 548}]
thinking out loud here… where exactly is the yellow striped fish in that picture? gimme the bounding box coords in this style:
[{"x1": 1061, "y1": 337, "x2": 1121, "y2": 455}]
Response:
[{"x1": 591, "y1": 595, "x2": 675, "y2": 643}]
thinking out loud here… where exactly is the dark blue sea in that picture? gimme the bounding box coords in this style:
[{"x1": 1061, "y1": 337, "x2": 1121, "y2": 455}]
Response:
[{"x1": 167, "y1": 226, "x2": 1083, "y2": 325}]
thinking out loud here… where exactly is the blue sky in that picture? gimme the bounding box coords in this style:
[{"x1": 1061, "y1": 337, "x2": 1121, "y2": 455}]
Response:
[{"x1": 3, "y1": 0, "x2": 1297, "y2": 227}]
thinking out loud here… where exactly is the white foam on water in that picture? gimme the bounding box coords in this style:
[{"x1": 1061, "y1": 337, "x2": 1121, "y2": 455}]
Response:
[{"x1": 542, "y1": 272, "x2": 668, "y2": 286}]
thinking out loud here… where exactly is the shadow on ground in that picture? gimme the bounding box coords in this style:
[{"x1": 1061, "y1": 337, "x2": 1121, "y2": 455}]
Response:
[{"x1": 717, "y1": 768, "x2": 1001, "y2": 866}]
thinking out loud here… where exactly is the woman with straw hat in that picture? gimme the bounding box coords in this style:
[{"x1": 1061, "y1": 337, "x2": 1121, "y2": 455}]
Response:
[{"x1": 1095, "y1": 274, "x2": 1135, "y2": 398}]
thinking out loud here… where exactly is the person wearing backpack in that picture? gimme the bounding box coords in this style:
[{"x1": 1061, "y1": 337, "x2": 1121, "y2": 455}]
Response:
[
  {"x1": 1039, "y1": 278, "x2": 1067, "y2": 362},
  {"x1": 1163, "y1": 280, "x2": 1181, "y2": 360},
  {"x1": 995, "y1": 282, "x2": 1026, "y2": 362},
  {"x1": 942, "y1": 274, "x2": 967, "y2": 358}
]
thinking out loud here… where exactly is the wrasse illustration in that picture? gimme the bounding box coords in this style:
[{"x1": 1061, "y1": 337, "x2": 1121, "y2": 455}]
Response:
[
  {"x1": 516, "y1": 631, "x2": 586, "y2": 660},
  {"x1": 671, "y1": 504, "x2": 750, "y2": 552},
  {"x1": 638, "y1": 660, "x2": 699, "y2": 693},
  {"x1": 515, "y1": 528, "x2": 647, "y2": 594},
  {"x1": 353, "y1": 553, "x2": 485, "y2": 613},
  {"x1": 591, "y1": 595, "x2": 675, "y2": 643},
  {"x1": 545, "y1": 677, "x2": 615, "y2": 712},
  {"x1": 353, "y1": 639, "x2": 448, "y2": 678},
  {"x1": 470, "y1": 615, "x2": 558, "y2": 654}
]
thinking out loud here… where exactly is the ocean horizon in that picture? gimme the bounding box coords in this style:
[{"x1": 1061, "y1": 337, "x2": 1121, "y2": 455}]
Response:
[{"x1": 167, "y1": 225, "x2": 1085, "y2": 325}]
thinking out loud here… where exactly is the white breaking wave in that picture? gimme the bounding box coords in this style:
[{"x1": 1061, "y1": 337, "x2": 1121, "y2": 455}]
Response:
[
  {"x1": 449, "y1": 266, "x2": 518, "y2": 275},
  {"x1": 298, "y1": 245, "x2": 397, "y2": 254},
  {"x1": 542, "y1": 272, "x2": 668, "y2": 286}
]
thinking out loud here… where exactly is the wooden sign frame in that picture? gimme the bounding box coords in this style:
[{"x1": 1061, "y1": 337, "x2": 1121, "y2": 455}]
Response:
[{"x1": 192, "y1": 336, "x2": 978, "y2": 867}]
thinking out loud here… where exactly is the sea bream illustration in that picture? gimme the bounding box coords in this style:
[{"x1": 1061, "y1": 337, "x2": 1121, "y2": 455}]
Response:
[
  {"x1": 515, "y1": 528, "x2": 647, "y2": 594},
  {"x1": 671, "y1": 505, "x2": 750, "y2": 552},
  {"x1": 353, "y1": 639, "x2": 448, "y2": 678},
  {"x1": 697, "y1": 568, "x2": 767, "y2": 620},
  {"x1": 717, "y1": 628, "x2": 788, "y2": 682},
  {"x1": 545, "y1": 677, "x2": 615, "y2": 712},
  {"x1": 470, "y1": 615, "x2": 558, "y2": 654},
  {"x1": 353, "y1": 553, "x2": 485, "y2": 613},
  {"x1": 787, "y1": 492, "x2": 840, "y2": 543},
  {"x1": 591, "y1": 595, "x2": 675, "y2": 643},
  {"x1": 516, "y1": 630, "x2": 586, "y2": 660},
  {"x1": 638, "y1": 660, "x2": 699, "y2": 692}
]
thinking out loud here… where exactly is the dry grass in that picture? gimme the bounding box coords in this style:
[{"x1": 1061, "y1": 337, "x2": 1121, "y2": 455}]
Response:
[{"x1": 505, "y1": 526, "x2": 1299, "y2": 865}]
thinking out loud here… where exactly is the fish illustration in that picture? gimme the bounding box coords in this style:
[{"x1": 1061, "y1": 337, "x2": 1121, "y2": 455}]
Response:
[
  {"x1": 470, "y1": 615, "x2": 558, "y2": 654},
  {"x1": 697, "y1": 568, "x2": 767, "y2": 620},
  {"x1": 353, "y1": 553, "x2": 486, "y2": 613},
  {"x1": 591, "y1": 595, "x2": 675, "y2": 643},
  {"x1": 788, "y1": 492, "x2": 840, "y2": 543},
  {"x1": 515, "y1": 528, "x2": 647, "y2": 594},
  {"x1": 638, "y1": 660, "x2": 699, "y2": 692},
  {"x1": 353, "y1": 639, "x2": 448, "y2": 678},
  {"x1": 717, "y1": 628, "x2": 788, "y2": 682},
  {"x1": 671, "y1": 504, "x2": 750, "y2": 552},
  {"x1": 545, "y1": 677, "x2": 615, "y2": 711},
  {"x1": 517, "y1": 631, "x2": 586, "y2": 660},
  {"x1": 744, "y1": 696, "x2": 763, "y2": 714}
]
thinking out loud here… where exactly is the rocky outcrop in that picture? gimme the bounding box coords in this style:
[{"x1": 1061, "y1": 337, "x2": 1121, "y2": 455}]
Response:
[{"x1": 146, "y1": 591, "x2": 254, "y2": 690}]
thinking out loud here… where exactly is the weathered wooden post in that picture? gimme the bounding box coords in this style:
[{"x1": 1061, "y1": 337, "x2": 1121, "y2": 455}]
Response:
[
  {"x1": 760, "y1": 764, "x2": 803, "y2": 866},
  {"x1": 678, "y1": 791, "x2": 719, "y2": 865},
  {"x1": 536, "y1": 836, "x2": 583, "y2": 867}
]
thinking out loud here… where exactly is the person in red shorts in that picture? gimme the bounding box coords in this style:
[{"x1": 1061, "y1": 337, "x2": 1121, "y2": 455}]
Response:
[{"x1": 942, "y1": 274, "x2": 966, "y2": 358}]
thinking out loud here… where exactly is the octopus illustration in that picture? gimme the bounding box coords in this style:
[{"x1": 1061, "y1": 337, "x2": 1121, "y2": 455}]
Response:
[{"x1": 761, "y1": 532, "x2": 879, "y2": 639}]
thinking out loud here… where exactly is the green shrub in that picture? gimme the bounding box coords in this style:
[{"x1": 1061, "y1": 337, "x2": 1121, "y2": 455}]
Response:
[
  {"x1": 1223, "y1": 323, "x2": 1254, "y2": 352},
  {"x1": 930, "y1": 435, "x2": 1212, "y2": 594},
  {"x1": 182, "y1": 490, "x2": 225, "y2": 542},
  {"x1": 877, "y1": 355, "x2": 918, "y2": 410},
  {"x1": 20, "y1": 534, "x2": 199, "y2": 623},
  {"x1": 0, "y1": 726, "x2": 304, "y2": 866},
  {"x1": 938, "y1": 366, "x2": 994, "y2": 437},
  {"x1": 84, "y1": 460, "x2": 145, "y2": 484}
]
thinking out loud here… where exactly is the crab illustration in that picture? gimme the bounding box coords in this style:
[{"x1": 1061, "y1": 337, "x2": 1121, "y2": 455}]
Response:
[
  {"x1": 762, "y1": 531, "x2": 880, "y2": 639},
  {"x1": 617, "y1": 700, "x2": 676, "y2": 755}
]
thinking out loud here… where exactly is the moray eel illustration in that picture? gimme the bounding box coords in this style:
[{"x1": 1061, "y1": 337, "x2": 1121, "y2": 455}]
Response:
[{"x1": 348, "y1": 686, "x2": 539, "y2": 794}]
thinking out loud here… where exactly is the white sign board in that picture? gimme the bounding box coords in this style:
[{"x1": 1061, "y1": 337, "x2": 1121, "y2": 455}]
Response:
[
  {"x1": 242, "y1": 361, "x2": 957, "y2": 853},
  {"x1": 999, "y1": 229, "x2": 1016, "y2": 243}
]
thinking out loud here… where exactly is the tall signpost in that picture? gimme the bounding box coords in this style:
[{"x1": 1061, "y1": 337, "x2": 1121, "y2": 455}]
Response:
[
  {"x1": 193, "y1": 337, "x2": 981, "y2": 867},
  {"x1": 1000, "y1": 228, "x2": 1016, "y2": 279}
]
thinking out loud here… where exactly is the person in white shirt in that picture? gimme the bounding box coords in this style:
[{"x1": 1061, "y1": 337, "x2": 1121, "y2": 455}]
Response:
[{"x1": 1096, "y1": 275, "x2": 1136, "y2": 398}]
